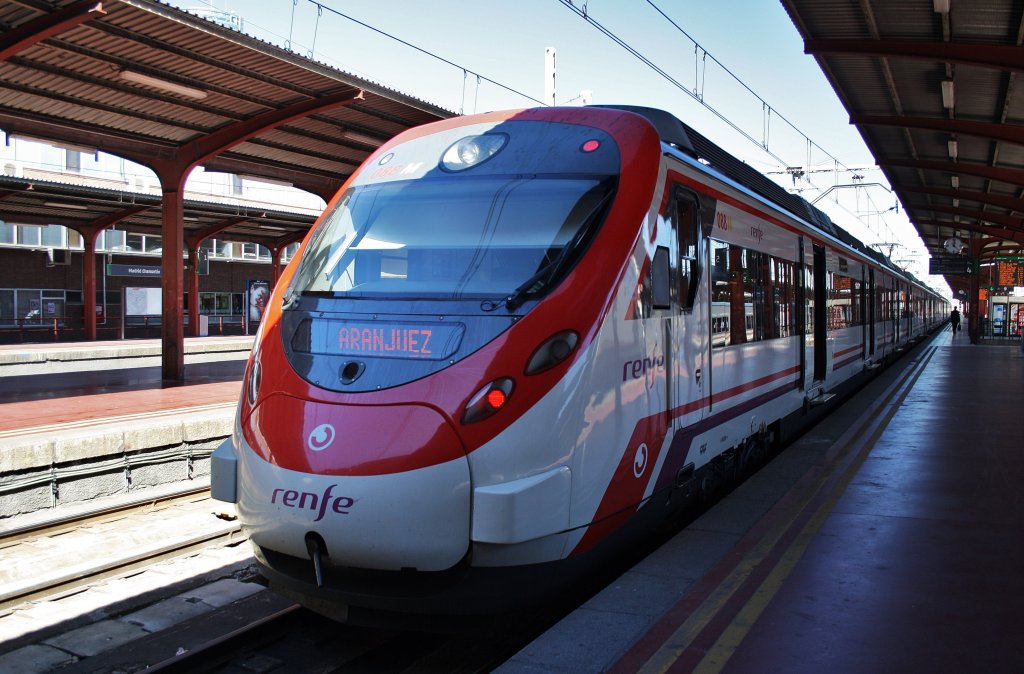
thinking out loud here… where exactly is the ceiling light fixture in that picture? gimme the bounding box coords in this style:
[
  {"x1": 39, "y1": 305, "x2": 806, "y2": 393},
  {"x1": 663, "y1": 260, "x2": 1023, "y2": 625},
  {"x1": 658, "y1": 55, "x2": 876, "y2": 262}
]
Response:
[
  {"x1": 43, "y1": 201, "x2": 90, "y2": 210},
  {"x1": 933, "y1": 0, "x2": 950, "y2": 13},
  {"x1": 947, "y1": 139, "x2": 958, "y2": 160},
  {"x1": 238, "y1": 174, "x2": 294, "y2": 188},
  {"x1": 343, "y1": 130, "x2": 383, "y2": 147},
  {"x1": 941, "y1": 80, "x2": 955, "y2": 109},
  {"x1": 119, "y1": 70, "x2": 208, "y2": 100},
  {"x1": 951, "y1": 175, "x2": 959, "y2": 189}
]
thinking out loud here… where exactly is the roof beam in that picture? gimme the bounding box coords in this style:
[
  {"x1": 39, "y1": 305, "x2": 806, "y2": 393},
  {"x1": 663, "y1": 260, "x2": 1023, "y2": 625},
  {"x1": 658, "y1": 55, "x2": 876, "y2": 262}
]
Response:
[
  {"x1": 901, "y1": 186, "x2": 1024, "y2": 213},
  {"x1": 852, "y1": 115, "x2": 1024, "y2": 147},
  {"x1": 0, "y1": 110, "x2": 181, "y2": 163},
  {"x1": 196, "y1": 152, "x2": 346, "y2": 203},
  {"x1": 805, "y1": 39, "x2": 1024, "y2": 72},
  {"x1": 916, "y1": 204, "x2": 1024, "y2": 231},
  {"x1": 83, "y1": 204, "x2": 152, "y2": 232},
  {"x1": 882, "y1": 159, "x2": 1024, "y2": 190},
  {"x1": 148, "y1": 89, "x2": 365, "y2": 180},
  {"x1": 0, "y1": 1, "x2": 104, "y2": 62},
  {"x1": 184, "y1": 217, "x2": 249, "y2": 249},
  {"x1": 916, "y1": 219, "x2": 1024, "y2": 246}
]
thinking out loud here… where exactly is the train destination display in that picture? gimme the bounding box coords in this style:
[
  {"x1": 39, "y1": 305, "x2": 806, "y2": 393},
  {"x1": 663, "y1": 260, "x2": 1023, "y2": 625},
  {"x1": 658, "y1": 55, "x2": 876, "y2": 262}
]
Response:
[
  {"x1": 995, "y1": 260, "x2": 1024, "y2": 287},
  {"x1": 310, "y1": 320, "x2": 465, "y2": 360}
]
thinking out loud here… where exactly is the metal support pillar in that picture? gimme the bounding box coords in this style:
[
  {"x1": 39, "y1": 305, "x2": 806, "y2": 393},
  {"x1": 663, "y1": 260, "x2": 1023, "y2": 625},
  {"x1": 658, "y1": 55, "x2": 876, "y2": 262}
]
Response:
[
  {"x1": 160, "y1": 180, "x2": 186, "y2": 380},
  {"x1": 82, "y1": 227, "x2": 100, "y2": 341}
]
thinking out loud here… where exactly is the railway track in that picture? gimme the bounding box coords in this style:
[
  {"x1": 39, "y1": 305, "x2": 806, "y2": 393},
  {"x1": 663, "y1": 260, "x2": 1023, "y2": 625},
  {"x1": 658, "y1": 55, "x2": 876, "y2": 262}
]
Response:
[
  {"x1": 60, "y1": 591, "x2": 548, "y2": 674},
  {"x1": 0, "y1": 484, "x2": 243, "y2": 612}
]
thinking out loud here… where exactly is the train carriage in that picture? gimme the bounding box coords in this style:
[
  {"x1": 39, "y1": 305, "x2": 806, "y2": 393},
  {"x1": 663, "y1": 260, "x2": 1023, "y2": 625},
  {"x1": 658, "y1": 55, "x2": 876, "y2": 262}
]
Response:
[{"x1": 212, "y1": 105, "x2": 947, "y2": 621}]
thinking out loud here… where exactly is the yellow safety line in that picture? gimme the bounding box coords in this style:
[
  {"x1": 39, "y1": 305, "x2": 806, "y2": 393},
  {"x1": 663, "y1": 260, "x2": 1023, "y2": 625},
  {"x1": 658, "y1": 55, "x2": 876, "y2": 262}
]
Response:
[{"x1": 638, "y1": 346, "x2": 936, "y2": 674}]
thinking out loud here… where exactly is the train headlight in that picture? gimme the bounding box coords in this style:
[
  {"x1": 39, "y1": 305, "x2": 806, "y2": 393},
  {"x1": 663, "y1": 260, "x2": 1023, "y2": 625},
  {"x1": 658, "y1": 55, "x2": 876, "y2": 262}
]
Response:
[
  {"x1": 525, "y1": 330, "x2": 579, "y2": 375},
  {"x1": 440, "y1": 133, "x2": 508, "y2": 172},
  {"x1": 462, "y1": 378, "x2": 514, "y2": 424},
  {"x1": 246, "y1": 356, "x2": 262, "y2": 406}
]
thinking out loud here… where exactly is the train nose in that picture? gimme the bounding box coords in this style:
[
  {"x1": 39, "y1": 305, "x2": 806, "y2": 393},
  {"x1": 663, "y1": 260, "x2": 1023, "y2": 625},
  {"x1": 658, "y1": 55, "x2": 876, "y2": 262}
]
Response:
[{"x1": 235, "y1": 393, "x2": 471, "y2": 572}]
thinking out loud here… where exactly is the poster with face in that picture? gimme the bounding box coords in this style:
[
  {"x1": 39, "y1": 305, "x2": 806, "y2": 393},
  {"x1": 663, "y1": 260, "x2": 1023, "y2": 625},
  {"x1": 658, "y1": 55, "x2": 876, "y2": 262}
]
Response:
[{"x1": 247, "y1": 280, "x2": 270, "y2": 324}]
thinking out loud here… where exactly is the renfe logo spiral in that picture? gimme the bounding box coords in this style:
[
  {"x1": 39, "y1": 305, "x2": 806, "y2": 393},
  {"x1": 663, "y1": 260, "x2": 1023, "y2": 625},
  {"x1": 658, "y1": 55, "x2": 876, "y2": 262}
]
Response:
[{"x1": 307, "y1": 423, "x2": 336, "y2": 452}]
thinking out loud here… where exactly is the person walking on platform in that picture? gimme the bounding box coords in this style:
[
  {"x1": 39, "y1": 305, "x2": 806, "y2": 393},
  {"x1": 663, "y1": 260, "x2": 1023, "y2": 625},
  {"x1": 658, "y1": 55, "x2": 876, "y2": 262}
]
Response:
[{"x1": 950, "y1": 306, "x2": 961, "y2": 335}]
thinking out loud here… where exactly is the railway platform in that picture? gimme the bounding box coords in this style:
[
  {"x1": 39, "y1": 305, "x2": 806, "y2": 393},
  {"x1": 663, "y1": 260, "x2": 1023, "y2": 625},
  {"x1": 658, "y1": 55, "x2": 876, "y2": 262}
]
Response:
[
  {"x1": 0, "y1": 337, "x2": 249, "y2": 520},
  {"x1": 501, "y1": 327, "x2": 1023, "y2": 673}
]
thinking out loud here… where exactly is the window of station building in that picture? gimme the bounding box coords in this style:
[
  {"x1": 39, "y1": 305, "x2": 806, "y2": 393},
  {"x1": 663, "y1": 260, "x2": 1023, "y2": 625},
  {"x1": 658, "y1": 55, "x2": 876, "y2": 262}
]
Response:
[
  {"x1": 40, "y1": 224, "x2": 65, "y2": 248},
  {"x1": 281, "y1": 242, "x2": 300, "y2": 263},
  {"x1": 17, "y1": 225, "x2": 41, "y2": 247},
  {"x1": 710, "y1": 240, "x2": 796, "y2": 347},
  {"x1": 0, "y1": 289, "x2": 14, "y2": 323},
  {"x1": 199, "y1": 292, "x2": 216, "y2": 314},
  {"x1": 16, "y1": 289, "x2": 41, "y2": 321},
  {"x1": 40, "y1": 290, "x2": 65, "y2": 320},
  {"x1": 126, "y1": 232, "x2": 145, "y2": 253},
  {"x1": 65, "y1": 150, "x2": 81, "y2": 173},
  {"x1": 145, "y1": 234, "x2": 162, "y2": 254},
  {"x1": 101, "y1": 229, "x2": 127, "y2": 251},
  {"x1": 199, "y1": 291, "x2": 244, "y2": 315},
  {"x1": 0, "y1": 221, "x2": 13, "y2": 245}
]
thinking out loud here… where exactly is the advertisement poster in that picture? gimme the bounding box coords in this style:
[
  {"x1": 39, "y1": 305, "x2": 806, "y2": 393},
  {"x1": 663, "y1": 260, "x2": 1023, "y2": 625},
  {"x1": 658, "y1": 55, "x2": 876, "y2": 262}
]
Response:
[
  {"x1": 992, "y1": 303, "x2": 1006, "y2": 336},
  {"x1": 247, "y1": 280, "x2": 270, "y2": 332},
  {"x1": 124, "y1": 287, "x2": 162, "y2": 316}
]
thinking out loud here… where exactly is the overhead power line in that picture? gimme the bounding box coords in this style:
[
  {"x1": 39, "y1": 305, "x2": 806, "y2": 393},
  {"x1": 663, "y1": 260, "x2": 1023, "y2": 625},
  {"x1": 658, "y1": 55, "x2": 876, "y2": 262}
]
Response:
[
  {"x1": 555, "y1": 0, "x2": 913, "y2": 248},
  {"x1": 306, "y1": 0, "x2": 545, "y2": 107}
]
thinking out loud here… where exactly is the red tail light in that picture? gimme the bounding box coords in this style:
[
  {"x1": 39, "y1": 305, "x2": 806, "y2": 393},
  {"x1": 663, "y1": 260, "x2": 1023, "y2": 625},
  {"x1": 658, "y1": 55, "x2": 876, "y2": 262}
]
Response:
[{"x1": 462, "y1": 378, "x2": 514, "y2": 424}]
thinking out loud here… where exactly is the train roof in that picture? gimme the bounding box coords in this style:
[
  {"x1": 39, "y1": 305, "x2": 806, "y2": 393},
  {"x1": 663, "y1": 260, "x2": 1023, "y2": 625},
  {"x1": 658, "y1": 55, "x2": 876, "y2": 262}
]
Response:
[{"x1": 595, "y1": 105, "x2": 915, "y2": 281}]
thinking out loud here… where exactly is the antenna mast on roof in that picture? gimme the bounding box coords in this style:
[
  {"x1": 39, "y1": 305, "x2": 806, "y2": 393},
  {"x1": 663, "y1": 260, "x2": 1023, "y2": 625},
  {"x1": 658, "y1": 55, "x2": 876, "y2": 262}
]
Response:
[{"x1": 544, "y1": 47, "x2": 556, "y2": 107}]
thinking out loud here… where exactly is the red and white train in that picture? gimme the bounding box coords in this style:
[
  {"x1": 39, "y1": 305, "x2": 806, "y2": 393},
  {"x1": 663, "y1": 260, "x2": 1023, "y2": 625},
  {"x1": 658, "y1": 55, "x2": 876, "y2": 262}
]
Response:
[{"x1": 212, "y1": 106, "x2": 947, "y2": 621}]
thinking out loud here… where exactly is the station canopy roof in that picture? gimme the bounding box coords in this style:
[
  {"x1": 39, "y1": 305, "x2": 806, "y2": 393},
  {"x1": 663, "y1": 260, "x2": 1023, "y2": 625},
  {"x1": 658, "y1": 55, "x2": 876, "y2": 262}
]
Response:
[
  {"x1": 0, "y1": 0, "x2": 453, "y2": 249},
  {"x1": 782, "y1": 0, "x2": 1024, "y2": 292}
]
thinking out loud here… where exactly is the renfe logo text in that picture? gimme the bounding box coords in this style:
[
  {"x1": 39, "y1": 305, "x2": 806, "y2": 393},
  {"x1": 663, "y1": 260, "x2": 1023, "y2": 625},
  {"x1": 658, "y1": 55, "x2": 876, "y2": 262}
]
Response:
[{"x1": 271, "y1": 484, "x2": 355, "y2": 522}]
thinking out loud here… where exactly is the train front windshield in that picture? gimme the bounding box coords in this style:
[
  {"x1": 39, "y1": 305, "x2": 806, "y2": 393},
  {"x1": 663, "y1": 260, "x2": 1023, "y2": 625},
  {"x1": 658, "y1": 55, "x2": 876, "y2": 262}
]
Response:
[{"x1": 289, "y1": 175, "x2": 615, "y2": 301}]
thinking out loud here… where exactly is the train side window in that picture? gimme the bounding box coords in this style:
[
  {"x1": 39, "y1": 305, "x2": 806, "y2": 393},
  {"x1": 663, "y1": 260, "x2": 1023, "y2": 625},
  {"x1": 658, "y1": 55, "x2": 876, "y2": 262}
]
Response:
[
  {"x1": 651, "y1": 246, "x2": 671, "y2": 310},
  {"x1": 674, "y1": 190, "x2": 701, "y2": 312}
]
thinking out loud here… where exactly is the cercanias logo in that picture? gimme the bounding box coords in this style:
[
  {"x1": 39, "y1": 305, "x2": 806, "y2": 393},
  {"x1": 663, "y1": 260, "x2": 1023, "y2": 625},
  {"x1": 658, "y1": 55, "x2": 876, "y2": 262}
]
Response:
[{"x1": 307, "y1": 423, "x2": 336, "y2": 452}]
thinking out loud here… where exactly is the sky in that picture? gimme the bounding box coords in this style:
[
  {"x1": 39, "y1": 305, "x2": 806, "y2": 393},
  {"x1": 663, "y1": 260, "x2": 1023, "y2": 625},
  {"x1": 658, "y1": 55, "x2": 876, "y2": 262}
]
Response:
[{"x1": 167, "y1": 0, "x2": 944, "y2": 291}]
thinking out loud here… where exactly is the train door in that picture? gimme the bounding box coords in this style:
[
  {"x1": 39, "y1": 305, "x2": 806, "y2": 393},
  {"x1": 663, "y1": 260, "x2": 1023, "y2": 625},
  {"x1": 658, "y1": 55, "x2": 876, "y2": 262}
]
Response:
[
  {"x1": 897, "y1": 278, "x2": 905, "y2": 344},
  {"x1": 812, "y1": 244, "x2": 827, "y2": 382},
  {"x1": 664, "y1": 185, "x2": 707, "y2": 423},
  {"x1": 868, "y1": 268, "x2": 876, "y2": 356}
]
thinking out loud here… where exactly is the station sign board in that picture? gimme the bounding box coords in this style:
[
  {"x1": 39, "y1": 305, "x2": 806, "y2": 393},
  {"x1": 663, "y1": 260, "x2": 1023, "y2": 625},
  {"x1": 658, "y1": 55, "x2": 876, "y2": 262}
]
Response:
[
  {"x1": 107, "y1": 263, "x2": 161, "y2": 277},
  {"x1": 928, "y1": 256, "x2": 975, "y2": 275}
]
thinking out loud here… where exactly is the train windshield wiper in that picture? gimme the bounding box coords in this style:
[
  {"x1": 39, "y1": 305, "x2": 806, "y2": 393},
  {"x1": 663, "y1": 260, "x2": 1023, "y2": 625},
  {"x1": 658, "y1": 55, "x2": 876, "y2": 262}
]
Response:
[{"x1": 504, "y1": 190, "x2": 614, "y2": 311}]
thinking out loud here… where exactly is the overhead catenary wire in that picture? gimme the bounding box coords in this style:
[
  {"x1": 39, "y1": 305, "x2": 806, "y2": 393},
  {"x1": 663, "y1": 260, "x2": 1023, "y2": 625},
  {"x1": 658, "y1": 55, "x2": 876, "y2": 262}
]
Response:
[
  {"x1": 553, "y1": 0, "x2": 791, "y2": 171},
  {"x1": 305, "y1": 0, "x2": 546, "y2": 106},
  {"x1": 179, "y1": 0, "x2": 911, "y2": 253},
  {"x1": 557, "y1": 0, "x2": 911, "y2": 250}
]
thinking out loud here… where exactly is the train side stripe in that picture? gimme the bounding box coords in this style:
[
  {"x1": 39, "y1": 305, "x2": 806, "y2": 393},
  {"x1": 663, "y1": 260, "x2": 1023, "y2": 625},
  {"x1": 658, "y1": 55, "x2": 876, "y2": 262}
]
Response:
[{"x1": 571, "y1": 368, "x2": 799, "y2": 556}]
